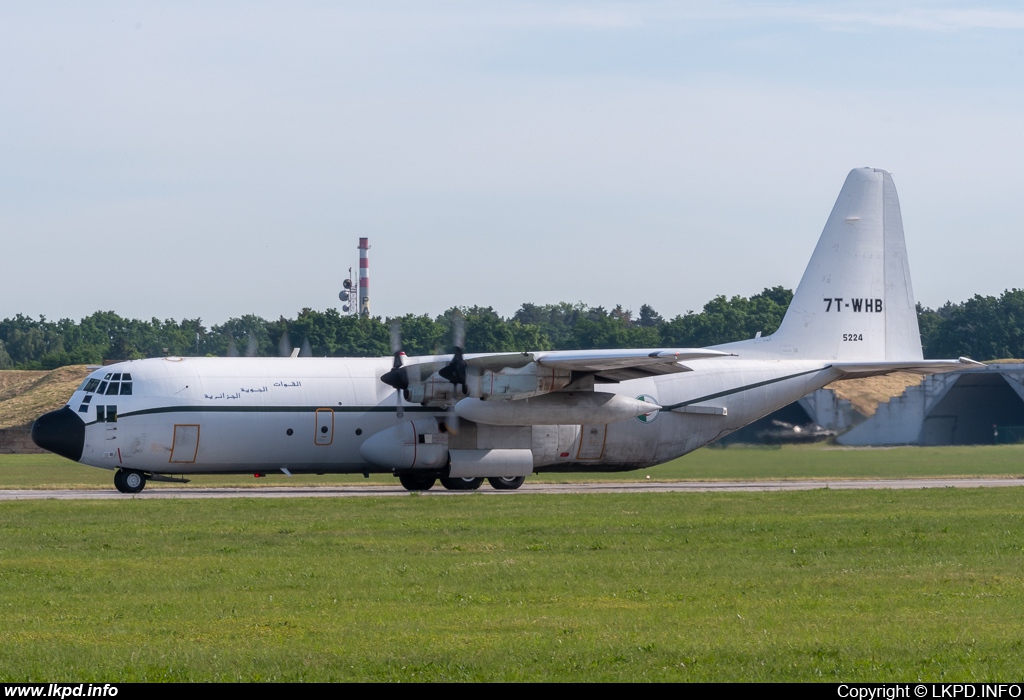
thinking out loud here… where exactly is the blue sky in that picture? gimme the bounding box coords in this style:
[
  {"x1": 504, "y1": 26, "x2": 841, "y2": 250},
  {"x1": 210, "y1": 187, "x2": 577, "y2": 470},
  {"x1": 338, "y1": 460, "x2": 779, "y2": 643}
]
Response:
[{"x1": 2, "y1": 2, "x2": 1022, "y2": 324}]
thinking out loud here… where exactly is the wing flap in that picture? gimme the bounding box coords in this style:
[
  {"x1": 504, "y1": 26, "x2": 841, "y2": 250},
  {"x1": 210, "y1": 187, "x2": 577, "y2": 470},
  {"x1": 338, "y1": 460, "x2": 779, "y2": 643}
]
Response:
[{"x1": 535, "y1": 348, "x2": 732, "y2": 375}]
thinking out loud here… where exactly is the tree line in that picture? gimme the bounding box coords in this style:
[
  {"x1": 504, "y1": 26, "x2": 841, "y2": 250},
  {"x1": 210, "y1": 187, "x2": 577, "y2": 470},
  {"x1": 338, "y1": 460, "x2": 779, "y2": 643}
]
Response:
[{"x1": 1, "y1": 287, "x2": 1021, "y2": 370}]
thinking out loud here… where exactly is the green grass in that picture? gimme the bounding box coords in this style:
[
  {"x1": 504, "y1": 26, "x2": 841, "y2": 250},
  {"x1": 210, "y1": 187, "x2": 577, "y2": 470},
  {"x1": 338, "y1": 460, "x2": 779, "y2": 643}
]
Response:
[
  {"x1": 2, "y1": 444, "x2": 1023, "y2": 490},
  {"x1": 2, "y1": 490, "x2": 1024, "y2": 681}
]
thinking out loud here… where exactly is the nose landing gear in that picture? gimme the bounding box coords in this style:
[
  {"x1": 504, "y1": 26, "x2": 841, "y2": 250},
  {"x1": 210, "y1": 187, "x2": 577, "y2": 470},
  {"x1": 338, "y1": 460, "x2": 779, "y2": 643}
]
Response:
[{"x1": 114, "y1": 469, "x2": 147, "y2": 494}]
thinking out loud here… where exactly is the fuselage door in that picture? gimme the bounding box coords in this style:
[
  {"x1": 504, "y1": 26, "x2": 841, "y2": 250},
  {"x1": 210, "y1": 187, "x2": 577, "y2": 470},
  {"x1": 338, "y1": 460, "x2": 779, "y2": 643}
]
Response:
[
  {"x1": 576, "y1": 424, "x2": 607, "y2": 460},
  {"x1": 315, "y1": 408, "x2": 334, "y2": 446},
  {"x1": 169, "y1": 424, "x2": 200, "y2": 464}
]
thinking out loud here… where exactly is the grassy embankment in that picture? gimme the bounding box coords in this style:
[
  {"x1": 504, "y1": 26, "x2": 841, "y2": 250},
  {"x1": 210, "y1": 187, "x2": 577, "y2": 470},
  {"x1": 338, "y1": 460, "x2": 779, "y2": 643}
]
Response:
[
  {"x1": 0, "y1": 366, "x2": 89, "y2": 431},
  {"x1": 2, "y1": 489, "x2": 1023, "y2": 681}
]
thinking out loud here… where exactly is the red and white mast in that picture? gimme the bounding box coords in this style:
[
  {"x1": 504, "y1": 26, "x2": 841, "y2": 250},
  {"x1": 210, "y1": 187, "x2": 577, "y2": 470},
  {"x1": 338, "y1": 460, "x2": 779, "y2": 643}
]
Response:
[{"x1": 358, "y1": 237, "x2": 370, "y2": 317}]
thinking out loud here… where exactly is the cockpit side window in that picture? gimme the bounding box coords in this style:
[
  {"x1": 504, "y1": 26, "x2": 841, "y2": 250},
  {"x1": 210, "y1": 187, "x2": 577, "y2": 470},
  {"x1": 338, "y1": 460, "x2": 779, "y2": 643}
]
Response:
[
  {"x1": 97, "y1": 381, "x2": 108, "y2": 395},
  {"x1": 94, "y1": 405, "x2": 117, "y2": 422},
  {"x1": 83, "y1": 379, "x2": 101, "y2": 393},
  {"x1": 105, "y1": 382, "x2": 120, "y2": 395}
]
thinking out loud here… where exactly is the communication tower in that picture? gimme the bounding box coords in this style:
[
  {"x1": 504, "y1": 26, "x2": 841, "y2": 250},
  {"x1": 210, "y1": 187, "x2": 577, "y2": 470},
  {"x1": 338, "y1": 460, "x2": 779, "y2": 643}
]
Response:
[
  {"x1": 338, "y1": 237, "x2": 371, "y2": 317},
  {"x1": 358, "y1": 237, "x2": 370, "y2": 317}
]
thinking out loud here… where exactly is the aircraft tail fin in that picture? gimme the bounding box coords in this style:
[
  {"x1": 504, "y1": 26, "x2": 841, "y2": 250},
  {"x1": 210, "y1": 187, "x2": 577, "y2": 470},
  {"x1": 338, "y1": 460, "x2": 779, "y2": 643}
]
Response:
[{"x1": 724, "y1": 167, "x2": 923, "y2": 362}]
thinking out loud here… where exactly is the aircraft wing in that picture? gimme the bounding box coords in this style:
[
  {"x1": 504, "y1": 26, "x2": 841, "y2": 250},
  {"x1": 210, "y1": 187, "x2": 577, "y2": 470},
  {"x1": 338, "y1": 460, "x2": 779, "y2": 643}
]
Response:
[
  {"x1": 830, "y1": 357, "x2": 983, "y2": 380},
  {"x1": 533, "y1": 348, "x2": 734, "y2": 382},
  {"x1": 396, "y1": 348, "x2": 734, "y2": 399}
]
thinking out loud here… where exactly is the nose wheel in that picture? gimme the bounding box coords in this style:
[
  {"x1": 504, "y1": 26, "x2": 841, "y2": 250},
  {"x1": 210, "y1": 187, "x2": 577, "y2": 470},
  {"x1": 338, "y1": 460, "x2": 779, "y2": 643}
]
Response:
[{"x1": 114, "y1": 469, "x2": 147, "y2": 494}]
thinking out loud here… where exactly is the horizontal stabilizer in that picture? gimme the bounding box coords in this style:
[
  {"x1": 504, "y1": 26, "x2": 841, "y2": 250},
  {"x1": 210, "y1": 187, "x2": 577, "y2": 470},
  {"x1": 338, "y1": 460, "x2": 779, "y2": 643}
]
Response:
[{"x1": 831, "y1": 357, "x2": 983, "y2": 380}]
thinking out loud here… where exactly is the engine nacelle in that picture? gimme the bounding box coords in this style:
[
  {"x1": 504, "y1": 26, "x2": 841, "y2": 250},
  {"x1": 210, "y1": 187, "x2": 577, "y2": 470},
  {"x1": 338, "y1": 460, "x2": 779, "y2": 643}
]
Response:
[
  {"x1": 404, "y1": 362, "x2": 573, "y2": 406},
  {"x1": 404, "y1": 373, "x2": 463, "y2": 406},
  {"x1": 359, "y1": 418, "x2": 449, "y2": 469},
  {"x1": 466, "y1": 362, "x2": 571, "y2": 401}
]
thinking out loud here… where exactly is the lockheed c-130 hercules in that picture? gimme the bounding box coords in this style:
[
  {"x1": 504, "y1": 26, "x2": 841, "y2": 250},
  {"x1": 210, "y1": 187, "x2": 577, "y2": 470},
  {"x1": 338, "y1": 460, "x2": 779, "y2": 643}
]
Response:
[{"x1": 32, "y1": 168, "x2": 977, "y2": 493}]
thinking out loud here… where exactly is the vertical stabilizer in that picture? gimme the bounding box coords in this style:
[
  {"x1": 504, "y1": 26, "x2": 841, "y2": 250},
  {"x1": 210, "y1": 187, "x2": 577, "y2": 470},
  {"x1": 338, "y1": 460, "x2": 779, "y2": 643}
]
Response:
[{"x1": 727, "y1": 168, "x2": 923, "y2": 361}]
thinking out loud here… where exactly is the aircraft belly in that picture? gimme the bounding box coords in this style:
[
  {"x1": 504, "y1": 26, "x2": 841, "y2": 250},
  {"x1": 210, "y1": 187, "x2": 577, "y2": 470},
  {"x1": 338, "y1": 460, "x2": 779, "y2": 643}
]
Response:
[{"x1": 540, "y1": 361, "x2": 840, "y2": 470}]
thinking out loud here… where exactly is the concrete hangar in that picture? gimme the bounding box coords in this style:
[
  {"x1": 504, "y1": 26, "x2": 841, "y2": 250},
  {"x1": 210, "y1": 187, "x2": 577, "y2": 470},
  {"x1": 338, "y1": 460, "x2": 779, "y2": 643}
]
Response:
[{"x1": 727, "y1": 363, "x2": 1024, "y2": 447}]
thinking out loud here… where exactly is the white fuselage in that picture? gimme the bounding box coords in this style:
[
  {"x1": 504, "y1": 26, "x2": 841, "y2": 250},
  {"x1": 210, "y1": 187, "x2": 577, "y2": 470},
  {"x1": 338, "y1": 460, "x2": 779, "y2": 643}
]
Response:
[{"x1": 69, "y1": 355, "x2": 841, "y2": 475}]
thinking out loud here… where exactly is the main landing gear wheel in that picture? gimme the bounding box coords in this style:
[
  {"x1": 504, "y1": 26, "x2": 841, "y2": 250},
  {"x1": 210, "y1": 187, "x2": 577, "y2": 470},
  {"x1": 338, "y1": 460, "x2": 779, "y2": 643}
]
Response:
[
  {"x1": 114, "y1": 469, "x2": 147, "y2": 494},
  {"x1": 398, "y1": 474, "x2": 437, "y2": 491},
  {"x1": 487, "y1": 476, "x2": 526, "y2": 490},
  {"x1": 440, "y1": 476, "x2": 484, "y2": 491}
]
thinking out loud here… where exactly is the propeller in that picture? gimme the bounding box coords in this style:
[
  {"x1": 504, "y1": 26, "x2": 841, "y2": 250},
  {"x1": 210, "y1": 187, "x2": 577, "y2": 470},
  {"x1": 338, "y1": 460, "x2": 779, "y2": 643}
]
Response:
[
  {"x1": 245, "y1": 334, "x2": 258, "y2": 357},
  {"x1": 381, "y1": 320, "x2": 409, "y2": 417},
  {"x1": 438, "y1": 313, "x2": 468, "y2": 395},
  {"x1": 437, "y1": 313, "x2": 469, "y2": 434},
  {"x1": 380, "y1": 316, "x2": 462, "y2": 424},
  {"x1": 277, "y1": 332, "x2": 293, "y2": 358}
]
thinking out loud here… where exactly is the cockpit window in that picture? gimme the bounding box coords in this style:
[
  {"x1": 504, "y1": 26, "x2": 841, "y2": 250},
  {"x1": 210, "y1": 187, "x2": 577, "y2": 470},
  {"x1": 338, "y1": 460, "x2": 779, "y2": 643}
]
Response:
[
  {"x1": 83, "y1": 379, "x2": 101, "y2": 393},
  {"x1": 104, "y1": 373, "x2": 112, "y2": 380},
  {"x1": 97, "y1": 381, "x2": 108, "y2": 395},
  {"x1": 122, "y1": 373, "x2": 132, "y2": 381},
  {"x1": 105, "y1": 382, "x2": 120, "y2": 395},
  {"x1": 119, "y1": 382, "x2": 133, "y2": 395},
  {"x1": 112, "y1": 373, "x2": 122, "y2": 381}
]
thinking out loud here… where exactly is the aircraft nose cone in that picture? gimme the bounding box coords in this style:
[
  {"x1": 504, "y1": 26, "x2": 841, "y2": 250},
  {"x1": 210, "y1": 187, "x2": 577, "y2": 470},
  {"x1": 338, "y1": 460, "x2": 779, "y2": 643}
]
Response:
[{"x1": 31, "y1": 407, "x2": 85, "y2": 462}]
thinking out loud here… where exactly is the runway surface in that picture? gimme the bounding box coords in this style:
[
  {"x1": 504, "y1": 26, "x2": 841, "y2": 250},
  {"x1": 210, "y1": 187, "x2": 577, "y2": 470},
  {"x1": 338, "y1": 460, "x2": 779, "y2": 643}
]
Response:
[{"x1": 2, "y1": 477, "x2": 1023, "y2": 500}]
